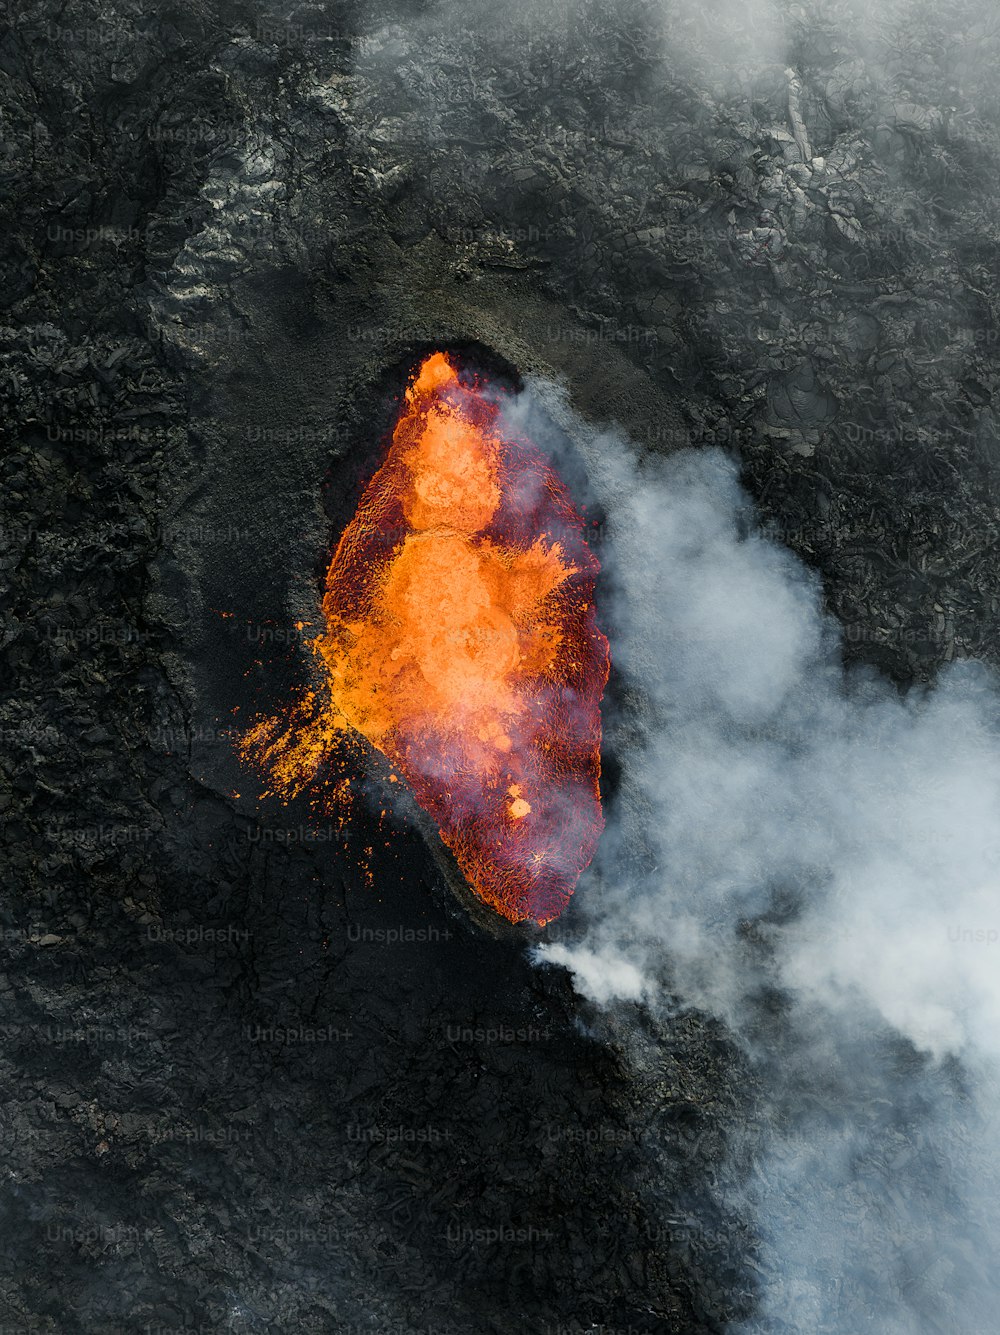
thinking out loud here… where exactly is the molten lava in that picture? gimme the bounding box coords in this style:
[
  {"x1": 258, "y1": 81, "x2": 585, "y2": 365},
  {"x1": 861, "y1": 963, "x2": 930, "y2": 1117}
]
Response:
[{"x1": 242, "y1": 352, "x2": 609, "y2": 926}]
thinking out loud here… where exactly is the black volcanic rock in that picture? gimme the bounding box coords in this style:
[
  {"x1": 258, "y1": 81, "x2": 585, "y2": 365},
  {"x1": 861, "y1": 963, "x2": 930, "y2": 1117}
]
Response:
[{"x1": 2, "y1": 0, "x2": 999, "y2": 1330}]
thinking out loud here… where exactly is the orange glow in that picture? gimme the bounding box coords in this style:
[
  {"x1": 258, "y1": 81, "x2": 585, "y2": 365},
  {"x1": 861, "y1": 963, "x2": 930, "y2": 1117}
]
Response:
[{"x1": 241, "y1": 352, "x2": 609, "y2": 926}]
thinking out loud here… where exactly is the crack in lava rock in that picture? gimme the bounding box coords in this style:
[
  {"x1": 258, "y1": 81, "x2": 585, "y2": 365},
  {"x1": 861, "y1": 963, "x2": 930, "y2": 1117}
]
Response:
[{"x1": 243, "y1": 352, "x2": 609, "y2": 926}]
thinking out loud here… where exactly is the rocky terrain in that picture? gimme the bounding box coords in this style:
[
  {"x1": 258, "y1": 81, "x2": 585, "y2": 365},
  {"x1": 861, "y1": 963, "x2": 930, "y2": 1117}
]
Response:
[{"x1": 2, "y1": 0, "x2": 999, "y2": 1330}]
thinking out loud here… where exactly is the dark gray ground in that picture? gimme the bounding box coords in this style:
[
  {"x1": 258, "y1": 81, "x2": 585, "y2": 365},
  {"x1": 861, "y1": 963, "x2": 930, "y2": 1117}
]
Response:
[{"x1": 1, "y1": 0, "x2": 999, "y2": 1330}]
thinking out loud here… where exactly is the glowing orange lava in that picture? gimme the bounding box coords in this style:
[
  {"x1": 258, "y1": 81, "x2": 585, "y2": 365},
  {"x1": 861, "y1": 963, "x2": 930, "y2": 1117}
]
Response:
[{"x1": 241, "y1": 352, "x2": 609, "y2": 926}]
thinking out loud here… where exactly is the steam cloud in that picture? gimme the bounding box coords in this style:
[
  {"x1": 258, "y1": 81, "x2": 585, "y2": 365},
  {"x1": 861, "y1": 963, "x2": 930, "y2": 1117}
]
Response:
[
  {"x1": 501, "y1": 382, "x2": 1000, "y2": 1334},
  {"x1": 345, "y1": 0, "x2": 1000, "y2": 1323}
]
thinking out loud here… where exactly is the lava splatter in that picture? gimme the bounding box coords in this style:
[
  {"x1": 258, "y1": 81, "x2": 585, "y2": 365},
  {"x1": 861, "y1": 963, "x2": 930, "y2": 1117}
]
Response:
[{"x1": 241, "y1": 353, "x2": 609, "y2": 926}]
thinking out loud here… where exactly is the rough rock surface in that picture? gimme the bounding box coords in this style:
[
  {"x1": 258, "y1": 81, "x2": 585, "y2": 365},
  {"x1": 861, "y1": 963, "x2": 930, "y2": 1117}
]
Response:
[{"x1": 2, "y1": 0, "x2": 999, "y2": 1330}]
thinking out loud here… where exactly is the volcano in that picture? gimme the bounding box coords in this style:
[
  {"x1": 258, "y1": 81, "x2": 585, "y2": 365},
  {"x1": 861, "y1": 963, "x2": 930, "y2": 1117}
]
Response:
[{"x1": 243, "y1": 352, "x2": 609, "y2": 926}]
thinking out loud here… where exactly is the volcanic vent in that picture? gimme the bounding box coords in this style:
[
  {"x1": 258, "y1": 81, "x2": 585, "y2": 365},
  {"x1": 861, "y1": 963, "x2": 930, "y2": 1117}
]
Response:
[{"x1": 242, "y1": 352, "x2": 609, "y2": 926}]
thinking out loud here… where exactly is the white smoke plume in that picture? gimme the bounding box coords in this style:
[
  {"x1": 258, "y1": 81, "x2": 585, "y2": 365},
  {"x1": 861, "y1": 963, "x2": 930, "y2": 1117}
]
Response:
[
  {"x1": 341, "y1": 0, "x2": 1000, "y2": 1321},
  {"x1": 500, "y1": 380, "x2": 1000, "y2": 1334}
]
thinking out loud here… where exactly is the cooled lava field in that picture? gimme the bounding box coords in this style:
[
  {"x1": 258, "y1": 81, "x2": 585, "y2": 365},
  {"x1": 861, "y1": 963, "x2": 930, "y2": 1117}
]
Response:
[{"x1": 4, "y1": 1, "x2": 1000, "y2": 1332}]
